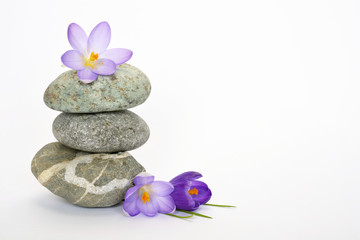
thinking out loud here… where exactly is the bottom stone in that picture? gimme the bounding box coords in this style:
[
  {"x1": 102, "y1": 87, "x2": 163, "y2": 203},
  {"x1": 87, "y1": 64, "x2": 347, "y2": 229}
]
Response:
[{"x1": 31, "y1": 142, "x2": 145, "y2": 207}]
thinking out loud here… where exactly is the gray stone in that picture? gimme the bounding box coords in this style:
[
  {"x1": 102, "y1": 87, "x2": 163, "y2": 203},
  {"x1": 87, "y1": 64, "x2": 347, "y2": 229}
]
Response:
[
  {"x1": 31, "y1": 142, "x2": 145, "y2": 207},
  {"x1": 52, "y1": 110, "x2": 150, "y2": 153},
  {"x1": 44, "y1": 64, "x2": 151, "y2": 113}
]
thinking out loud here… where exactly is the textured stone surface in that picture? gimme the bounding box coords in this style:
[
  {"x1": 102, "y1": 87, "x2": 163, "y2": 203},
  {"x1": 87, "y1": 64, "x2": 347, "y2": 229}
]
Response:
[
  {"x1": 31, "y1": 142, "x2": 145, "y2": 207},
  {"x1": 44, "y1": 64, "x2": 151, "y2": 113},
  {"x1": 52, "y1": 110, "x2": 150, "y2": 153}
]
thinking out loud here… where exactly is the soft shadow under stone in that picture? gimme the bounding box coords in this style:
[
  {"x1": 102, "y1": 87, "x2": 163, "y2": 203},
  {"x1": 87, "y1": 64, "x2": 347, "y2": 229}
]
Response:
[{"x1": 31, "y1": 142, "x2": 145, "y2": 208}]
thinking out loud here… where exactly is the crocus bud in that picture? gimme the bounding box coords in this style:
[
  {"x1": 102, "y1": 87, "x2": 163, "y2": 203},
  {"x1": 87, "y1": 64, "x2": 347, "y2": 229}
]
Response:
[{"x1": 170, "y1": 171, "x2": 212, "y2": 211}]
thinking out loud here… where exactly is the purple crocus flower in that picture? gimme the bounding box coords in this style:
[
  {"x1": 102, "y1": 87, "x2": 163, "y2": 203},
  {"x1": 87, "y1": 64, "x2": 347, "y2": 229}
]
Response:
[
  {"x1": 170, "y1": 171, "x2": 212, "y2": 211},
  {"x1": 123, "y1": 173, "x2": 176, "y2": 217},
  {"x1": 61, "y1": 21, "x2": 132, "y2": 83}
]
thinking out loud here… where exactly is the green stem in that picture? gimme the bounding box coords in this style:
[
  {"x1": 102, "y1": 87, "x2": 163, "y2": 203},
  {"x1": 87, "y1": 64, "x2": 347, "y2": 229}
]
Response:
[
  {"x1": 204, "y1": 203, "x2": 236, "y2": 208},
  {"x1": 165, "y1": 213, "x2": 194, "y2": 219},
  {"x1": 177, "y1": 209, "x2": 212, "y2": 219}
]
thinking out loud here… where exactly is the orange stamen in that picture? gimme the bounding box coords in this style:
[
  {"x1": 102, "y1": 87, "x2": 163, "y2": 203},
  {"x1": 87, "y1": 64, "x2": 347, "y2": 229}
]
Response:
[
  {"x1": 142, "y1": 192, "x2": 150, "y2": 204},
  {"x1": 84, "y1": 52, "x2": 99, "y2": 69},
  {"x1": 188, "y1": 187, "x2": 198, "y2": 195},
  {"x1": 90, "y1": 52, "x2": 99, "y2": 61}
]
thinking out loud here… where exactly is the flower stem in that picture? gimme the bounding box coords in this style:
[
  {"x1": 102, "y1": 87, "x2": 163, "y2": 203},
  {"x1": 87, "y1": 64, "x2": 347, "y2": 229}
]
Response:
[
  {"x1": 177, "y1": 209, "x2": 212, "y2": 219},
  {"x1": 204, "y1": 203, "x2": 236, "y2": 208},
  {"x1": 165, "y1": 213, "x2": 194, "y2": 219}
]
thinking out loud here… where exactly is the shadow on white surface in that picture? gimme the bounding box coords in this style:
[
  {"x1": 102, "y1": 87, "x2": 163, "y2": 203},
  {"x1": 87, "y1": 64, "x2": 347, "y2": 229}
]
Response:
[{"x1": 30, "y1": 193, "x2": 123, "y2": 217}]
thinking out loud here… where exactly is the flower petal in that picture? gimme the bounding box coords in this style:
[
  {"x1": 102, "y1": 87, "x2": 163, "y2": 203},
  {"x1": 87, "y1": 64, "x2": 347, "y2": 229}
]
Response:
[
  {"x1": 123, "y1": 191, "x2": 140, "y2": 217},
  {"x1": 77, "y1": 67, "x2": 98, "y2": 83},
  {"x1": 148, "y1": 181, "x2": 174, "y2": 197},
  {"x1": 92, "y1": 58, "x2": 116, "y2": 75},
  {"x1": 170, "y1": 171, "x2": 203, "y2": 185},
  {"x1": 67, "y1": 23, "x2": 88, "y2": 54},
  {"x1": 190, "y1": 180, "x2": 212, "y2": 205},
  {"x1": 155, "y1": 196, "x2": 176, "y2": 214},
  {"x1": 100, "y1": 48, "x2": 133, "y2": 65},
  {"x1": 133, "y1": 175, "x2": 154, "y2": 186},
  {"x1": 136, "y1": 197, "x2": 159, "y2": 217},
  {"x1": 61, "y1": 50, "x2": 85, "y2": 70},
  {"x1": 170, "y1": 182, "x2": 197, "y2": 211},
  {"x1": 88, "y1": 21, "x2": 111, "y2": 53},
  {"x1": 125, "y1": 185, "x2": 141, "y2": 199}
]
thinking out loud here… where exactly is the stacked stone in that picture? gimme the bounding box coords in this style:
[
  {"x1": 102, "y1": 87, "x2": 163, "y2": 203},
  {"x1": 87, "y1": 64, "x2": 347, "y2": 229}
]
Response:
[{"x1": 31, "y1": 64, "x2": 151, "y2": 207}]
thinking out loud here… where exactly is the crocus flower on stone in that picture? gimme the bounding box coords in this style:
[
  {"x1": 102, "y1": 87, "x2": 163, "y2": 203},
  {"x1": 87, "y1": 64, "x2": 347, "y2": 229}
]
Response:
[
  {"x1": 61, "y1": 21, "x2": 132, "y2": 83},
  {"x1": 123, "y1": 173, "x2": 176, "y2": 217},
  {"x1": 170, "y1": 171, "x2": 212, "y2": 211}
]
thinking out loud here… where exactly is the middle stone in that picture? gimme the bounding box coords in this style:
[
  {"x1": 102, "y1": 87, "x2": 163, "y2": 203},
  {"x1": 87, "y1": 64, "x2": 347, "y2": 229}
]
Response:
[{"x1": 53, "y1": 110, "x2": 150, "y2": 153}]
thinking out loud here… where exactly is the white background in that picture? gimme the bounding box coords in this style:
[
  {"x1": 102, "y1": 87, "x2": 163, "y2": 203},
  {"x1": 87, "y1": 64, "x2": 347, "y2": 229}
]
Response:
[{"x1": 0, "y1": 0, "x2": 359, "y2": 239}]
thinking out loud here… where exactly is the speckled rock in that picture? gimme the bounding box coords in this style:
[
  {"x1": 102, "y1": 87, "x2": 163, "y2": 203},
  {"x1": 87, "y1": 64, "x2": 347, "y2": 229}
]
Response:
[
  {"x1": 52, "y1": 110, "x2": 150, "y2": 153},
  {"x1": 31, "y1": 142, "x2": 145, "y2": 207},
  {"x1": 44, "y1": 64, "x2": 151, "y2": 113}
]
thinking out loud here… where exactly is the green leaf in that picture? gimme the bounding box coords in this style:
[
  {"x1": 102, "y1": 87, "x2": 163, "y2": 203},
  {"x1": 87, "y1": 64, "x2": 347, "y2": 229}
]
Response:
[
  {"x1": 165, "y1": 213, "x2": 194, "y2": 219},
  {"x1": 177, "y1": 209, "x2": 213, "y2": 219},
  {"x1": 204, "y1": 203, "x2": 236, "y2": 208}
]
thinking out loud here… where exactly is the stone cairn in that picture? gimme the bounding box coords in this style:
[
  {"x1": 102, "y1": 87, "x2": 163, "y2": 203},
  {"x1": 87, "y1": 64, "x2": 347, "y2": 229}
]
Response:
[{"x1": 31, "y1": 64, "x2": 151, "y2": 207}]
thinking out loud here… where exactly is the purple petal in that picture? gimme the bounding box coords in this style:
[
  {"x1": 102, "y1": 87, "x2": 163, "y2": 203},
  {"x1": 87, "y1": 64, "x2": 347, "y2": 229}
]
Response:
[
  {"x1": 148, "y1": 181, "x2": 174, "y2": 197},
  {"x1": 155, "y1": 196, "x2": 176, "y2": 214},
  {"x1": 77, "y1": 67, "x2": 98, "y2": 83},
  {"x1": 92, "y1": 58, "x2": 116, "y2": 75},
  {"x1": 190, "y1": 180, "x2": 212, "y2": 205},
  {"x1": 170, "y1": 182, "x2": 198, "y2": 211},
  {"x1": 67, "y1": 23, "x2": 88, "y2": 54},
  {"x1": 61, "y1": 50, "x2": 85, "y2": 70},
  {"x1": 123, "y1": 191, "x2": 140, "y2": 217},
  {"x1": 133, "y1": 174, "x2": 154, "y2": 186},
  {"x1": 100, "y1": 48, "x2": 133, "y2": 65},
  {"x1": 136, "y1": 197, "x2": 159, "y2": 217},
  {"x1": 125, "y1": 185, "x2": 141, "y2": 199},
  {"x1": 88, "y1": 21, "x2": 111, "y2": 53},
  {"x1": 170, "y1": 171, "x2": 203, "y2": 185}
]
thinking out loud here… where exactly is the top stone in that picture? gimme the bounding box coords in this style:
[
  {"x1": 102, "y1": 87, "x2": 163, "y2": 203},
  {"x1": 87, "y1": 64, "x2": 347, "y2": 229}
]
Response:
[{"x1": 44, "y1": 64, "x2": 151, "y2": 113}]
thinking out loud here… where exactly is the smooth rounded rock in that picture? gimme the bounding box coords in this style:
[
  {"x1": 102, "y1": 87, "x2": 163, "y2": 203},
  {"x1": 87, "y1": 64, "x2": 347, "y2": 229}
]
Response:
[
  {"x1": 31, "y1": 142, "x2": 145, "y2": 207},
  {"x1": 44, "y1": 64, "x2": 151, "y2": 113},
  {"x1": 52, "y1": 110, "x2": 150, "y2": 153}
]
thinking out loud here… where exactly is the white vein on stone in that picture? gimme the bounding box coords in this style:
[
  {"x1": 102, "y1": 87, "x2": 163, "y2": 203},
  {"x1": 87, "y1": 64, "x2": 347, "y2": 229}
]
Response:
[
  {"x1": 37, "y1": 152, "x2": 131, "y2": 196},
  {"x1": 64, "y1": 154, "x2": 130, "y2": 195},
  {"x1": 74, "y1": 160, "x2": 110, "y2": 204},
  {"x1": 38, "y1": 161, "x2": 69, "y2": 184}
]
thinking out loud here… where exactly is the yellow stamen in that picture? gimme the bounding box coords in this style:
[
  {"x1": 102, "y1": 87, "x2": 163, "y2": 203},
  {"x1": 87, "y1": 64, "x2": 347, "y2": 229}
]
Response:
[
  {"x1": 142, "y1": 192, "x2": 150, "y2": 204},
  {"x1": 84, "y1": 52, "x2": 99, "y2": 69},
  {"x1": 188, "y1": 187, "x2": 198, "y2": 195}
]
